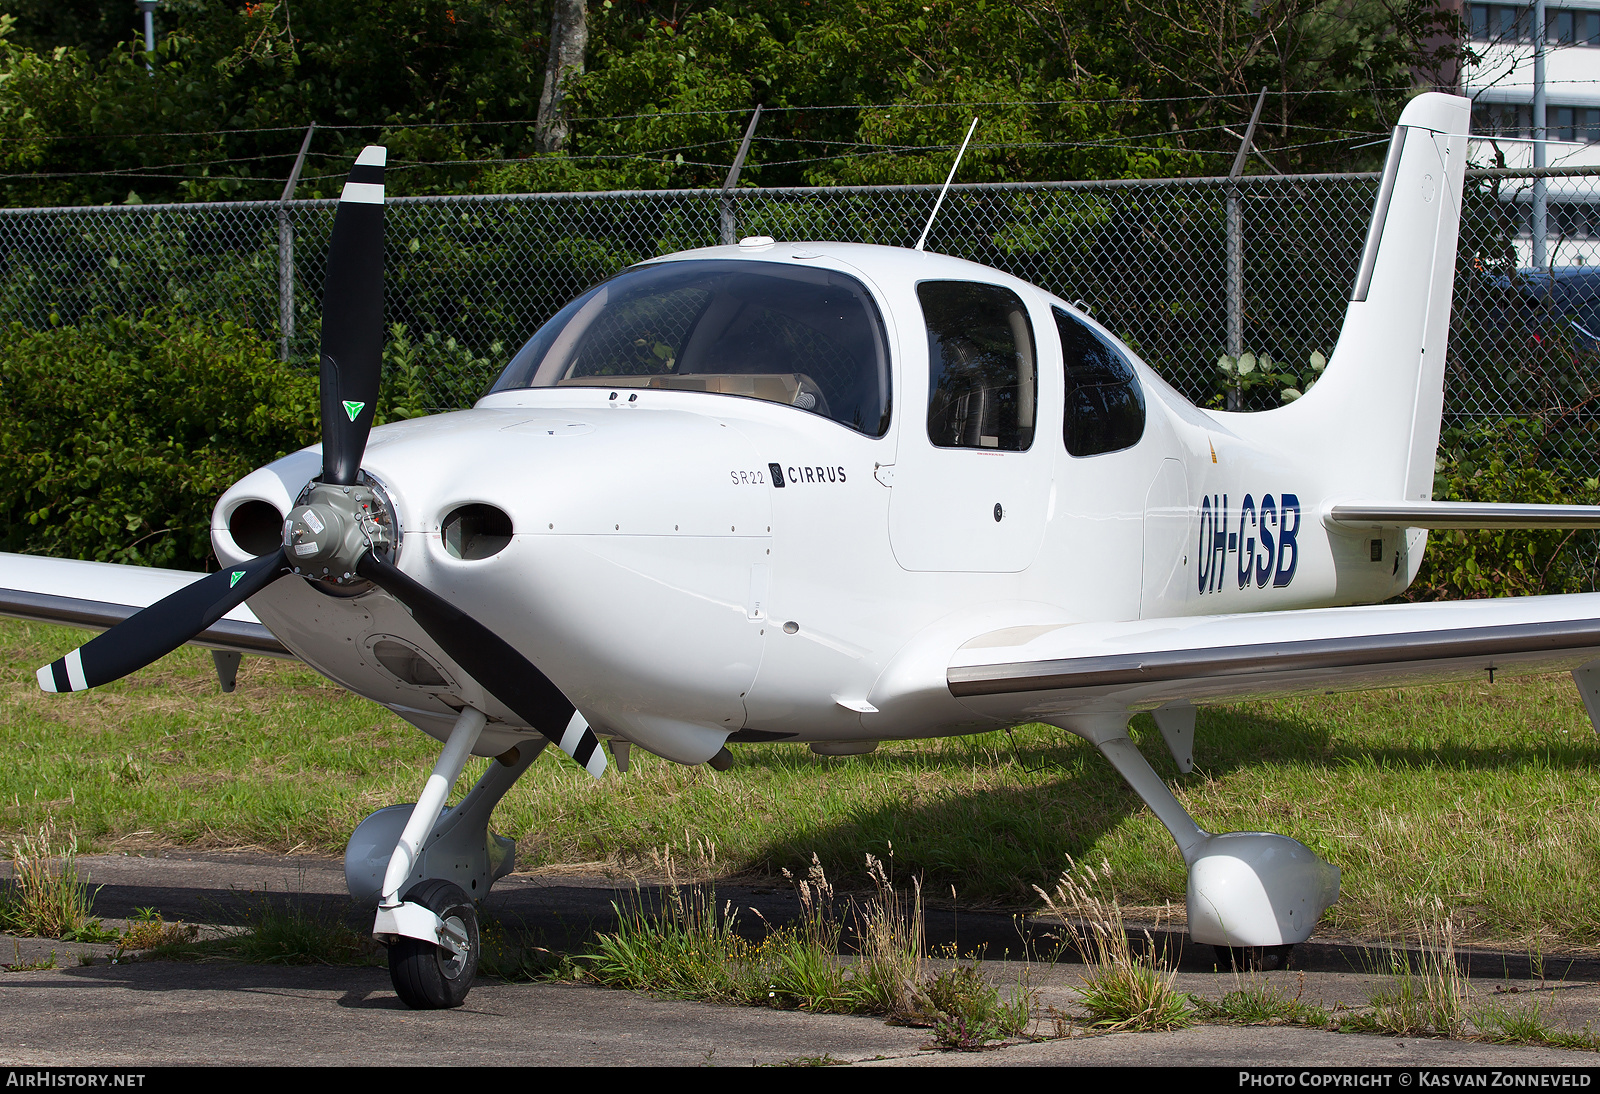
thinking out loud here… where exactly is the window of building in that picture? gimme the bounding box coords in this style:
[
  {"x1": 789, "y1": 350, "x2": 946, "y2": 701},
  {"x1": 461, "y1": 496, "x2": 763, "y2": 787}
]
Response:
[
  {"x1": 1550, "y1": 7, "x2": 1600, "y2": 43},
  {"x1": 1469, "y1": 4, "x2": 1600, "y2": 44},
  {"x1": 1472, "y1": 102, "x2": 1600, "y2": 143},
  {"x1": 918, "y1": 281, "x2": 1037, "y2": 451},
  {"x1": 1473, "y1": 101, "x2": 1533, "y2": 139},
  {"x1": 1555, "y1": 106, "x2": 1600, "y2": 143},
  {"x1": 1470, "y1": 3, "x2": 1532, "y2": 42}
]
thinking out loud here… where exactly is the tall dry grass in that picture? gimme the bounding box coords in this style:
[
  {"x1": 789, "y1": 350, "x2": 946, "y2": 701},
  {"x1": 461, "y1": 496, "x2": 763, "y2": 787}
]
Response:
[{"x1": 1035, "y1": 856, "x2": 1194, "y2": 1031}]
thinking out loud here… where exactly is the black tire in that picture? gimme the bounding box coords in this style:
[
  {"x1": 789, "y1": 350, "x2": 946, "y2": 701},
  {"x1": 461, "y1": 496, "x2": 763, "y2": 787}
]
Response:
[
  {"x1": 388, "y1": 879, "x2": 480, "y2": 1010},
  {"x1": 1212, "y1": 943, "x2": 1294, "y2": 972}
]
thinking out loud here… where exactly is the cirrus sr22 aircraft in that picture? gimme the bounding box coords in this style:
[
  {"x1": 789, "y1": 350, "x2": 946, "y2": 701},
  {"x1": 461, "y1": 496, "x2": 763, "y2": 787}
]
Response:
[{"x1": 6, "y1": 92, "x2": 1600, "y2": 1008}]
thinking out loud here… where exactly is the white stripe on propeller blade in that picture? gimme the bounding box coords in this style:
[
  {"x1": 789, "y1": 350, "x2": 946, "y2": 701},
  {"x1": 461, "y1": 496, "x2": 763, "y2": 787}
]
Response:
[
  {"x1": 559, "y1": 710, "x2": 589, "y2": 756},
  {"x1": 338, "y1": 182, "x2": 384, "y2": 205}
]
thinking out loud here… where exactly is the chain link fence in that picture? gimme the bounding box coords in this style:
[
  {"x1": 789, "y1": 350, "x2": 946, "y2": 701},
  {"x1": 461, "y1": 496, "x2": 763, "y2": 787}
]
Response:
[{"x1": 0, "y1": 169, "x2": 1596, "y2": 444}]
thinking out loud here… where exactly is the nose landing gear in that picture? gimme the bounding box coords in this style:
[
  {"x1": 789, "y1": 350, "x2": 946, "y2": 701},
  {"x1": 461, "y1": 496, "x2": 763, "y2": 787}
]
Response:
[
  {"x1": 388, "y1": 878, "x2": 481, "y2": 1010},
  {"x1": 358, "y1": 704, "x2": 549, "y2": 1009}
]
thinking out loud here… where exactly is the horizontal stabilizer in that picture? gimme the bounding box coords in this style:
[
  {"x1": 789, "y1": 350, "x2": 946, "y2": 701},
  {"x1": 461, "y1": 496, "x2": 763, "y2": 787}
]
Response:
[{"x1": 1326, "y1": 501, "x2": 1600, "y2": 530}]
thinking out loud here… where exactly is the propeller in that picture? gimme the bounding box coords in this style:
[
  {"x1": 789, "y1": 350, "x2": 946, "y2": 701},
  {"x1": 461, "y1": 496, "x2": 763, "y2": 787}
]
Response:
[
  {"x1": 319, "y1": 145, "x2": 386, "y2": 487},
  {"x1": 38, "y1": 548, "x2": 287, "y2": 693},
  {"x1": 35, "y1": 146, "x2": 605, "y2": 778}
]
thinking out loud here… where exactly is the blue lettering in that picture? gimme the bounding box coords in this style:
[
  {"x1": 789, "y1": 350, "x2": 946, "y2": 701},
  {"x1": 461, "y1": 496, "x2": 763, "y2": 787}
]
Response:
[
  {"x1": 1237, "y1": 494, "x2": 1256, "y2": 589},
  {"x1": 1197, "y1": 496, "x2": 1212, "y2": 593},
  {"x1": 1274, "y1": 494, "x2": 1301, "y2": 587},
  {"x1": 1257, "y1": 495, "x2": 1276, "y2": 588},
  {"x1": 1210, "y1": 494, "x2": 1227, "y2": 592}
]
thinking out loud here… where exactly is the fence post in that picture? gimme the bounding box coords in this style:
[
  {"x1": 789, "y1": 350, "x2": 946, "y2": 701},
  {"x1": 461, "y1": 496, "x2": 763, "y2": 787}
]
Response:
[
  {"x1": 1225, "y1": 89, "x2": 1269, "y2": 411},
  {"x1": 1533, "y1": 0, "x2": 1549, "y2": 268},
  {"x1": 1225, "y1": 190, "x2": 1243, "y2": 409},
  {"x1": 277, "y1": 209, "x2": 294, "y2": 361},
  {"x1": 720, "y1": 105, "x2": 762, "y2": 245},
  {"x1": 278, "y1": 123, "x2": 317, "y2": 361}
]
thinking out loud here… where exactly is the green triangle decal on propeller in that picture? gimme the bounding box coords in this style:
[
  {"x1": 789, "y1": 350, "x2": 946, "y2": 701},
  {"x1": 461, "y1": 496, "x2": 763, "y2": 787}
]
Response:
[
  {"x1": 343, "y1": 401, "x2": 366, "y2": 422},
  {"x1": 230, "y1": 571, "x2": 245, "y2": 588}
]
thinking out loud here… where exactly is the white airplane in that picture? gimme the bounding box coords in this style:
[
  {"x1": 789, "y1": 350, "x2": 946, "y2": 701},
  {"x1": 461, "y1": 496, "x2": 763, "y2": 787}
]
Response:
[{"x1": 6, "y1": 92, "x2": 1600, "y2": 1009}]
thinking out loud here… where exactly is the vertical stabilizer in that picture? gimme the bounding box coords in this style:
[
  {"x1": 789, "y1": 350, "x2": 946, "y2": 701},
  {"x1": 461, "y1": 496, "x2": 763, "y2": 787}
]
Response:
[{"x1": 1280, "y1": 93, "x2": 1470, "y2": 504}]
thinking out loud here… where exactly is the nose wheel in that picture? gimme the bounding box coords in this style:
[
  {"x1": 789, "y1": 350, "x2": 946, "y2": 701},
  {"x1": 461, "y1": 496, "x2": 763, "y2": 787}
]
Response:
[{"x1": 388, "y1": 879, "x2": 481, "y2": 1010}]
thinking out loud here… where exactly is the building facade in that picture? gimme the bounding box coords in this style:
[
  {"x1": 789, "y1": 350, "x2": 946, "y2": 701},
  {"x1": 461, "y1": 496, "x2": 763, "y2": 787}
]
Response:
[{"x1": 1464, "y1": 1, "x2": 1600, "y2": 263}]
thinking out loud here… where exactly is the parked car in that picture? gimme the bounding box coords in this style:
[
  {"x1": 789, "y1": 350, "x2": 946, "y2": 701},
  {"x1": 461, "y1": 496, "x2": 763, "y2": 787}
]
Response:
[{"x1": 1489, "y1": 266, "x2": 1600, "y2": 352}]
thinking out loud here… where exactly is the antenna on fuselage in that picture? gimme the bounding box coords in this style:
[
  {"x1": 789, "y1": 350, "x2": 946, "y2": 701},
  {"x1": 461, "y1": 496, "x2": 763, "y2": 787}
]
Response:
[{"x1": 913, "y1": 117, "x2": 979, "y2": 253}]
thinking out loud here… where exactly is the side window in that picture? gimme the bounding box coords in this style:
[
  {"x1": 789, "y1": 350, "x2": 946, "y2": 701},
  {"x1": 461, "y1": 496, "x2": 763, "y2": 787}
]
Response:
[
  {"x1": 1054, "y1": 306, "x2": 1145, "y2": 457},
  {"x1": 918, "y1": 281, "x2": 1036, "y2": 451}
]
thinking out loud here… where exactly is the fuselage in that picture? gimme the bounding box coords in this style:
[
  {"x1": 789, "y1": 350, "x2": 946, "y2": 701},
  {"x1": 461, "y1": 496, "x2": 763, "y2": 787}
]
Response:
[{"x1": 212, "y1": 242, "x2": 1414, "y2": 763}]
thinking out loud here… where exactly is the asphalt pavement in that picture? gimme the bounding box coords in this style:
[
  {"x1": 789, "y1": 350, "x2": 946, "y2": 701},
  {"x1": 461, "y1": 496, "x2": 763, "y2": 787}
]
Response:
[{"x1": 0, "y1": 851, "x2": 1595, "y2": 1068}]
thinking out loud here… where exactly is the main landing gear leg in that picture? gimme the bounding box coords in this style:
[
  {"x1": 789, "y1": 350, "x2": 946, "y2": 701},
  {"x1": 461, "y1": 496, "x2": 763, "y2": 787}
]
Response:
[
  {"x1": 1048, "y1": 713, "x2": 1340, "y2": 968},
  {"x1": 365, "y1": 705, "x2": 542, "y2": 1009}
]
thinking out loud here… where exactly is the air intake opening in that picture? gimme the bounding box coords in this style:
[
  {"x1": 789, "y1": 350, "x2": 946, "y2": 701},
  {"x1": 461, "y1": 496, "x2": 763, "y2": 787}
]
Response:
[
  {"x1": 371, "y1": 640, "x2": 450, "y2": 687},
  {"x1": 441, "y1": 504, "x2": 513, "y2": 560},
  {"x1": 228, "y1": 500, "x2": 285, "y2": 557}
]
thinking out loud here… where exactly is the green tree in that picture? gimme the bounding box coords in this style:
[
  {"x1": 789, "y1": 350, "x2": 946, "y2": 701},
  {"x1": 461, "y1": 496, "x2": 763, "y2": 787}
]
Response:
[{"x1": 0, "y1": 1, "x2": 1460, "y2": 207}]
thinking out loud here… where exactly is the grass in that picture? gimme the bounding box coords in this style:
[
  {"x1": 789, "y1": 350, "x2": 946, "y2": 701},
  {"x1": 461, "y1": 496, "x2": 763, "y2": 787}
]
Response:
[
  {"x1": 1195, "y1": 972, "x2": 1332, "y2": 1027},
  {"x1": 582, "y1": 847, "x2": 924, "y2": 1015},
  {"x1": 140, "y1": 895, "x2": 380, "y2": 966},
  {"x1": 1351, "y1": 904, "x2": 1469, "y2": 1037},
  {"x1": 1473, "y1": 999, "x2": 1600, "y2": 1050},
  {"x1": 0, "y1": 820, "x2": 114, "y2": 942},
  {"x1": 6, "y1": 617, "x2": 1600, "y2": 947},
  {"x1": 116, "y1": 907, "x2": 199, "y2": 953},
  {"x1": 924, "y1": 956, "x2": 1035, "y2": 1050},
  {"x1": 578, "y1": 844, "x2": 1029, "y2": 1047},
  {"x1": 3, "y1": 942, "x2": 58, "y2": 971},
  {"x1": 1035, "y1": 856, "x2": 1195, "y2": 1031}
]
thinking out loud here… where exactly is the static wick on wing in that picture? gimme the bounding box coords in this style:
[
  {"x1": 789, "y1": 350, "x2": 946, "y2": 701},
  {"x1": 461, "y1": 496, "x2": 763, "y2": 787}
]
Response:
[{"x1": 913, "y1": 117, "x2": 979, "y2": 254}]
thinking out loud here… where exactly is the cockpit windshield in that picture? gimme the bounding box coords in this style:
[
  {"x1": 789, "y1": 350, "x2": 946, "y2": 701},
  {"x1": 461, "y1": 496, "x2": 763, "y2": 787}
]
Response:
[{"x1": 488, "y1": 259, "x2": 892, "y2": 436}]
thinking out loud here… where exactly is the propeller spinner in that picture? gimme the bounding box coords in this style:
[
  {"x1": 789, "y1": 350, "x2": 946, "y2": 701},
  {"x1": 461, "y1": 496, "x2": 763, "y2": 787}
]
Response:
[{"x1": 35, "y1": 146, "x2": 604, "y2": 778}]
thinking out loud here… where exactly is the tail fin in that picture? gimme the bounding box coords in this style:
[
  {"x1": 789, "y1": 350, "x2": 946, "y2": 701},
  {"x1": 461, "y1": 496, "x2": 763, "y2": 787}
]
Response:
[{"x1": 1274, "y1": 93, "x2": 1470, "y2": 503}]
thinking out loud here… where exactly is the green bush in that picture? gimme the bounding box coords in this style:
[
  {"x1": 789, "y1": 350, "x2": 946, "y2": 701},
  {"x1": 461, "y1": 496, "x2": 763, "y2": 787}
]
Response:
[
  {"x1": 1407, "y1": 419, "x2": 1600, "y2": 600},
  {"x1": 0, "y1": 312, "x2": 317, "y2": 571}
]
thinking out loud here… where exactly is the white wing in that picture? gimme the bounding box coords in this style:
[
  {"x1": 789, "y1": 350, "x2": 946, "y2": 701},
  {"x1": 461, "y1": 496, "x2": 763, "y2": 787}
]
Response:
[
  {"x1": 0, "y1": 551, "x2": 288, "y2": 657},
  {"x1": 947, "y1": 594, "x2": 1600, "y2": 724}
]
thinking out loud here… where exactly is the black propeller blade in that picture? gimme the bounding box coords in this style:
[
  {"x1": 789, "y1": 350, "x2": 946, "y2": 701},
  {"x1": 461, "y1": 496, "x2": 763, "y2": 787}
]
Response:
[
  {"x1": 319, "y1": 145, "x2": 387, "y2": 486},
  {"x1": 38, "y1": 144, "x2": 606, "y2": 779},
  {"x1": 37, "y1": 548, "x2": 288, "y2": 693},
  {"x1": 356, "y1": 551, "x2": 607, "y2": 777}
]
